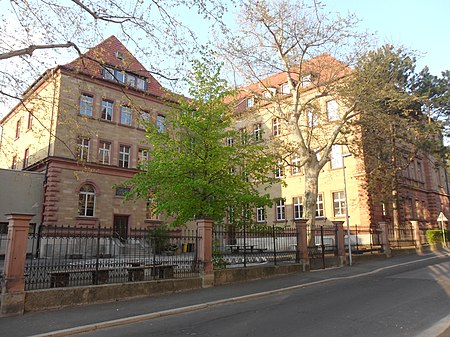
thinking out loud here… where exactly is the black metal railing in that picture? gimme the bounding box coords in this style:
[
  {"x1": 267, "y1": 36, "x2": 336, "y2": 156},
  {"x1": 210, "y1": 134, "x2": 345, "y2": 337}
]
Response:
[
  {"x1": 388, "y1": 223, "x2": 416, "y2": 249},
  {"x1": 212, "y1": 224, "x2": 299, "y2": 268},
  {"x1": 348, "y1": 225, "x2": 384, "y2": 254},
  {"x1": 23, "y1": 224, "x2": 202, "y2": 290}
]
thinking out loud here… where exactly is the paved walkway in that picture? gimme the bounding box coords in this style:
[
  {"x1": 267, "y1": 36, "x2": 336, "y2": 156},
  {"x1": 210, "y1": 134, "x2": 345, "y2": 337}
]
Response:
[{"x1": 1, "y1": 250, "x2": 449, "y2": 337}]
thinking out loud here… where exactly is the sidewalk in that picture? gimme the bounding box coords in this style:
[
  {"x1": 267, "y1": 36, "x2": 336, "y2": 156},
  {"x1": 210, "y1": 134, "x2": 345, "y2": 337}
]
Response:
[{"x1": 1, "y1": 251, "x2": 449, "y2": 337}]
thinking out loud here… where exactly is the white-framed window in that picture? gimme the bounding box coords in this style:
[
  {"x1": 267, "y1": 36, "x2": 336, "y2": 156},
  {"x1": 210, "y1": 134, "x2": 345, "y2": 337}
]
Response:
[
  {"x1": 78, "y1": 184, "x2": 95, "y2": 217},
  {"x1": 333, "y1": 191, "x2": 346, "y2": 217},
  {"x1": 281, "y1": 82, "x2": 290, "y2": 94},
  {"x1": 263, "y1": 91, "x2": 271, "y2": 99},
  {"x1": 256, "y1": 207, "x2": 266, "y2": 223},
  {"x1": 115, "y1": 51, "x2": 124, "y2": 60},
  {"x1": 246, "y1": 97, "x2": 254, "y2": 108},
  {"x1": 126, "y1": 73, "x2": 137, "y2": 87},
  {"x1": 102, "y1": 66, "x2": 147, "y2": 91},
  {"x1": 316, "y1": 194, "x2": 324, "y2": 218},
  {"x1": 139, "y1": 111, "x2": 151, "y2": 128},
  {"x1": 98, "y1": 141, "x2": 111, "y2": 165},
  {"x1": 326, "y1": 100, "x2": 339, "y2": 121},
  {"x1": 274, "y1": 162, "x2": 285, "y2": 178},
  {"x1": 101, "y1": 99, "x2": 114, "y2": 121},
  {"x1": 15, "y1": 118, "x2": 21, "y2": 139},
  {"x1": 136, "y1": 77, "x2": 147, "y2": 91},
  {"x1": 80, "y1": 94, "x2": 93, "y2": 116},
  {"x1": 27, "y1": 112, "x2": 33, "y2": 130},
  {"x1": 115, "y1": 71, "x2": 125, "y2": 83},
  {"x1": 254, "y1": 123, "x2": 263, "y2": 142},
  {"x1": 301, "y1": 74, "x2": 312, "y2": 87},
  {"x1": 272, "y1": 118, "x2": 280, "y2": 136},
  {"x1": 330, "y1": 145, "x2": 343, "y2": 169},
  {"x1": 119, "y1": 145, "x2": 131, "y2": 168},
  {"x1": 120, "y1": 106, "x2": 132, "y2": 126},
  {"x1": 307, "y1": 110, "x2": 318, "y2": 127},
  {"x1": 77, "y1": 138, "x2": 90, "y2": 161},
  {"x1": 23, "y1": 149, "x2": 29, "y2": 169},
  {"x1": 156, "y1": 114, "x2": 166, "y2": 133},
  {"x1": 291, "y1": 156, "x2": 302, "y2": 175},
  {"x1": 103, "y1": 67, "x2": 115, "y2": 80},
  {"x1": 275, "y1": 199, "x2": 286, "y2": 221},
  {"x1": 293, "y1": 196, "x2": 304, "y2": 220},
  {"x1": 226, "y1": 137, "x2": 234, "y2": 147},
  {"x1": 138, "y1": 148, "x2": 149, "y2": 162}
]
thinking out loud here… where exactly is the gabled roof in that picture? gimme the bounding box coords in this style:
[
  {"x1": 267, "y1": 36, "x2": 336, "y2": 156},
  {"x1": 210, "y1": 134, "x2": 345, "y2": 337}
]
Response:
[
  {"x1": 62, "y1": 35, "x2": 166, "y2": 97},
  {"x1": 232, "y1": 53, "x2": 351, "y2": 111}
]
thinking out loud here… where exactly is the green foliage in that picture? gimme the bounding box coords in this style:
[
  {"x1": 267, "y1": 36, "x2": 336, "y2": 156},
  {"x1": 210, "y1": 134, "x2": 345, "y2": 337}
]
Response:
[
  {"x1": 212, "y1": 239, "x2": 228, "y2": 269},
  {"x1": 426, "y1": 229, "x2": 449, "y2": 243},
  {"x1": 346, "y1": 45, "x2": 445, "y2": 206},
  {"x1": 148, "y1": 225, "x2": 171, "y2": 254},
  {"x1": 125, "y1": 60, "x2": 278, "y2": 226}
]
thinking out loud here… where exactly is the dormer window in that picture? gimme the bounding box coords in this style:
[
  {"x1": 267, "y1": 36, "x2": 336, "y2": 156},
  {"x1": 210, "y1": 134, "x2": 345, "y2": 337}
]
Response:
[
  {"x1": 281, "y1": 82, "x2": 290, "y2": 94},
  {"x1": 301, "y1": 74, "x2": 312, "y2": 87},
  {"x1": 102, "y1": 66, "x2": 148, "y2": 91},
  {"x1": 115, "y1": 51, "x2": 125, "y2": 60},
  {"x1": 126, "y1": 73, "x2": 137, "y2": 87},
  {"x1": 246, "y1": 97, "x2": 254, "y2": 108},
  {"x1": 103, "y1": 67, "x2": 115, "y2": 80}
]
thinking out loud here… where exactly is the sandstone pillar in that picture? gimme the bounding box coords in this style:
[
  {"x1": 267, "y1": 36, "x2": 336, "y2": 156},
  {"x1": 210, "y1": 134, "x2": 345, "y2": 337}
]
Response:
[
  {"x1": 1, "y1": 213, "x2": 34, "y2": 316},
  {"x1": 197, "y1": 218, "x2": 214, "y2": 287}
]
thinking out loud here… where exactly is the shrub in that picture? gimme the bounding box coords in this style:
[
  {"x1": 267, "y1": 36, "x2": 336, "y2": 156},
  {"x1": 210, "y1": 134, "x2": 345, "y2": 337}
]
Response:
[{"x1": 426, "y1": 229, "x2": 449, "y2": 243}]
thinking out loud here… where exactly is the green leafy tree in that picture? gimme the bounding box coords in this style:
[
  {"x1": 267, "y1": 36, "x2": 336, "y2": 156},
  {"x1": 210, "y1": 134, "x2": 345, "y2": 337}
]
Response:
[
  {"x1": 346, "y1": 45, "x2": 446, "y2": 229},
  {"x1": 126, "y1": 60, "x2": 278, "y2": 227}
]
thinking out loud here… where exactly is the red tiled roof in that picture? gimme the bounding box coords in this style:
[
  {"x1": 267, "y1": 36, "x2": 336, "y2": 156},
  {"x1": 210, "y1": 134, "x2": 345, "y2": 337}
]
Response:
[
  {"x1": 235, "y1": 53, "x2": 350, "y2": 102},
  {"x1": 62, "y1": 35, "x2": 166, "y2": 97}
]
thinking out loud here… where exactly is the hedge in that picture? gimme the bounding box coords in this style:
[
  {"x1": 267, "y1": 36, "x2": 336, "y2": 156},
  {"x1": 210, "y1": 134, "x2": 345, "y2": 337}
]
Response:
[{"x1": 426, "y1": 229, "x2": 449, "y2": 243}]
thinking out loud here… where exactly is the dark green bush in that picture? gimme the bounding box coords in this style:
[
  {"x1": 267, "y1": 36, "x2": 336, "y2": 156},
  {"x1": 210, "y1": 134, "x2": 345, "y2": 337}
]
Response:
[{"x1": 426, "y1": 229, "x2": 449, "y2": 243}]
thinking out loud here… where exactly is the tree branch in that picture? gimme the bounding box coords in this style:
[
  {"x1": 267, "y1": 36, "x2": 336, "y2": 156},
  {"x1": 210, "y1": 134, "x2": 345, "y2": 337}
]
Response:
[{"x1": 0, "y1": 42, "x2": 77, "y2": 60}]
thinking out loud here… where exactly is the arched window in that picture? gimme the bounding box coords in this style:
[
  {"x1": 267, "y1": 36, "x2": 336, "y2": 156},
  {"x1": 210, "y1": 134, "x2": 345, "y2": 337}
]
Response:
[{"x1": 78, "y1": 184, "x2": 95, "y2": 217}]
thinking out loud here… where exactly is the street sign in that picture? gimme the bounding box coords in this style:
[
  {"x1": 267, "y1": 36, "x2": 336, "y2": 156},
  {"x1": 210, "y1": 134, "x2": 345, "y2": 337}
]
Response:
[{"x1": 437, "y1": 212, "x2": 448, "y2": 222}]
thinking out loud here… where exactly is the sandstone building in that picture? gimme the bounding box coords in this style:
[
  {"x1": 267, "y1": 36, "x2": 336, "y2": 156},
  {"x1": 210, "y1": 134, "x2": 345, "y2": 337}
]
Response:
[
  {"x1": 0, "y1": 36, "x2": 169, "y2": 238},
  {"x1": 231, "y1": 55, "x2": 450, "y2": 237},
  {"x1": 1, "y1": 37, "x2": 448, "y2": 240}
]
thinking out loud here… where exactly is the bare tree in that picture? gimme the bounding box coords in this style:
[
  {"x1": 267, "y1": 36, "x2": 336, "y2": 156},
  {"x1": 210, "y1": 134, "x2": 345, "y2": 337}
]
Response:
[
  {"x1": 218, "y1": 0, "x2": 372, "y2": 241},
  {"x1": 0, "y1": 0, "x2": 232, "y2": 114}
]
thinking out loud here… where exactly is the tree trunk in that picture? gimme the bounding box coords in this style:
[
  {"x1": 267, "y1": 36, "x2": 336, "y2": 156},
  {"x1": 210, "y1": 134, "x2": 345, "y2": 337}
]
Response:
[{"x1": 304, "y1": 158, "x2": 320, "y2": 247}]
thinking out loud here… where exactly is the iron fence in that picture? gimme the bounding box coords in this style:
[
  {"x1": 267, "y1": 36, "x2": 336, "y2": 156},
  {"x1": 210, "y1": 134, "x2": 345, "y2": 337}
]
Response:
[
  {"x1": 22, "y1": 225, "x2": 202, "y2": 290},
  {"x1": 348, "y1": 225, "x2": 384, "y2": 254},
  {"x1": 388, "y1": 223, "x2": 416, "y2": 249},
  {"x1": 212, "y1": 224, "x2": 299, "y2": 268}
]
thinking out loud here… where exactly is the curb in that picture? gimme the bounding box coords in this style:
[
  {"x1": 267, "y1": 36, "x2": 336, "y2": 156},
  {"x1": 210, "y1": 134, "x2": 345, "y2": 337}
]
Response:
[{"x1": 30, "y1": 253, "x2": 449, "y2": 337}]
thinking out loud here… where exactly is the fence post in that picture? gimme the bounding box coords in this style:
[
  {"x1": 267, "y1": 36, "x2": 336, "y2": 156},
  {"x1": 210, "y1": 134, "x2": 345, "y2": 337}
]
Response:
[
  {"x1": 197, "y1": 218, "x2": 214, "y2": 287},
  {"x1": 295, "y1": 220, "x2": 309, "y2": 271},
  {"x1": 410, "y1": 221, "x2": 422, "y2": 252},
  {"x1": 379, "y1": 222, "x2": 391, "y2": 258},
  {"x1": 1, "y1": 213, "x2": 34, "y2": 316},
  {"x1": 332, "y1": 221, "x2": 345, "y2": 266}
]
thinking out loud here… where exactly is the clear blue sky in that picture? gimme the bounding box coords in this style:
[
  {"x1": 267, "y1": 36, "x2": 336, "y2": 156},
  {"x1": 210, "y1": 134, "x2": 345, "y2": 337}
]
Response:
[{"x1": 317, "y1": 0, "x2": 449, "y2": 75}]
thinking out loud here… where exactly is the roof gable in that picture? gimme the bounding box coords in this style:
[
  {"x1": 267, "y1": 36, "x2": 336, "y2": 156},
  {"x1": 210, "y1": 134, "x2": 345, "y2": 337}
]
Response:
[{"x1": 63, "y1": 35, "x2": 165, "y2": 97}]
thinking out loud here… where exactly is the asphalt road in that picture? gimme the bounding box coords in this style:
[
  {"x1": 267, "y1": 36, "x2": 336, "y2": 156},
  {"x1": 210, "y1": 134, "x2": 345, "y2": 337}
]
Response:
[
  {"x1": 2, "y1": 253, "x2": 449, "y2": 337},
  {"x1": 74, "y1": 256, "x2": 450, "y2": 337}
]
